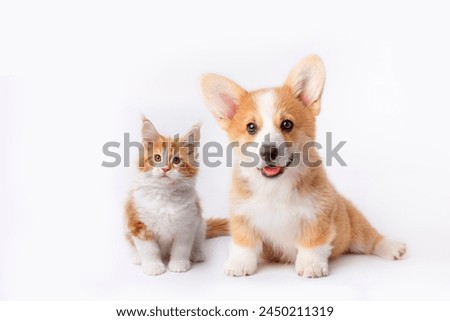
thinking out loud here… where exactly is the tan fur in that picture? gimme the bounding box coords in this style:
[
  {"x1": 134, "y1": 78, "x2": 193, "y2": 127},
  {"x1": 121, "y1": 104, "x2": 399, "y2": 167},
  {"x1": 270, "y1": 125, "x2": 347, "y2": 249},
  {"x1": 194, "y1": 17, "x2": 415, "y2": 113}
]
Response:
[
  {"x1": 230, "y1": 168, "x2": 253, "y2": 199},
  {"x1": 125, "y1": 195, "x2": 154, "y2": 241},
  {"x1": 206, "y1": 218, "x2": 229, "y2": 238},
  {"x1": 201, "y1": 55, "x2": 406, "y2": 275},
  {"x1": 262, "y1": 243, "x2": 285, "y2": 263},
  {"x1": 229, "y1": 215, "x2": 260, "y2": 248}
]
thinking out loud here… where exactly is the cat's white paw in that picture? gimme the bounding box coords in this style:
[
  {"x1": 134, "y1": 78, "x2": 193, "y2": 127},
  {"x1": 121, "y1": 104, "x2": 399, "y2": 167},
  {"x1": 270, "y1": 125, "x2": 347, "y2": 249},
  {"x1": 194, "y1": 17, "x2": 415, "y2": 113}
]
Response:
[
  {"x1": 374, "y1": 239, "x2": 406, "y2": 260},
  {"x1": 168, "y1": 260, "x2": 191, "y2": 273},
  {"x1": 295, "y1": 259, "x2": 329, "y2": 278},
  {"x1": 190, "y1": 250, "x2": 205, "y2": 263},
  {"x1": 142, "y1": 262, "x2": 166, "y2": 276},
  {"x1": 224, "y1": 257, "x2": 257, "y2": 277}
]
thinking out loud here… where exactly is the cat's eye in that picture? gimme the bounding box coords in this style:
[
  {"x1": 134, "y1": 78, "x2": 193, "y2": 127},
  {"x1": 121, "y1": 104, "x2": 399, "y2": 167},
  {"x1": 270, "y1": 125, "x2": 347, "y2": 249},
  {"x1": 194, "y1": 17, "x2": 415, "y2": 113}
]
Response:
[
  {"x1": 281, "y1": 120, "x2": 294, "y2": 132},
  {"x1": 153, "y1": 154, "x2": 161, "y2": 162},
  {"x1": 246, "y1": 122, "x2": 257, "y2": 135},
  {"x1": 172, "y1": 156, "x2": 181, "y2": 165}
]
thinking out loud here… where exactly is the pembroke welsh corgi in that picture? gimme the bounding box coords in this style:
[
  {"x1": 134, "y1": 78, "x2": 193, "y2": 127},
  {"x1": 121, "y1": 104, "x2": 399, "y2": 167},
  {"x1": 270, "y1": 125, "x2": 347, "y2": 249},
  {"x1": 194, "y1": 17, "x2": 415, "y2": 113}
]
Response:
[{"x1": 200, "y1": 55, "x2": 406, "y2": 277}]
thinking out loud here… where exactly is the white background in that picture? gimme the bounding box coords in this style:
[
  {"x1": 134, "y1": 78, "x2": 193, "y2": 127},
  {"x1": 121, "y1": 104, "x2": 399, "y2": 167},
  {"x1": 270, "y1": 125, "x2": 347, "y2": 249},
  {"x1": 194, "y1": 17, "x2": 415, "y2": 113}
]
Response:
[{"x1": 1, "y1": 0, "x2": 450, "y2": 300}]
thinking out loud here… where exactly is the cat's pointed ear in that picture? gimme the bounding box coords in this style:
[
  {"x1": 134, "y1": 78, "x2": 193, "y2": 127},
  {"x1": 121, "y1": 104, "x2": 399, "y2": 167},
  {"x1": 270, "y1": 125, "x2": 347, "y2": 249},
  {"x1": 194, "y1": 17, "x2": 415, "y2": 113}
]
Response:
[
  {"x1": 285, "y1": 55, "x2": 326, "y2": 116},
  {"x1": 200, "y1": 74, "x2": 246, "y2": 129},
  {"x1": 141, "y1": 115, "x2": 160, "y2": 142},
  {"x1": 181, "y1": 122, "x2": 201, "y2": 143},
  {"x1": 180, "y1": 123, "x2": 201, "y2": 156}
]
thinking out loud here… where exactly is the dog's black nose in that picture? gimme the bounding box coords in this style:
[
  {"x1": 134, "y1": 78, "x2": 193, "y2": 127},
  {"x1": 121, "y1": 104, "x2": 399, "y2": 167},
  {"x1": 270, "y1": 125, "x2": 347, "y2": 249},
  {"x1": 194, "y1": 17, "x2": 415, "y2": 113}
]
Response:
[{"x1": 259, "y1": 144, "x2": 279, "y2": 163}]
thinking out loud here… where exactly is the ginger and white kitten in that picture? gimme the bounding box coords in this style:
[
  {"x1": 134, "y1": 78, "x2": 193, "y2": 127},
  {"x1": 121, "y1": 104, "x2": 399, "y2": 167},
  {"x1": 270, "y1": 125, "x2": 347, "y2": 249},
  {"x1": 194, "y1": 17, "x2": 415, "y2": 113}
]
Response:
[{"x1": 125, "y1": 117, "x2": 206, "y2": 276}]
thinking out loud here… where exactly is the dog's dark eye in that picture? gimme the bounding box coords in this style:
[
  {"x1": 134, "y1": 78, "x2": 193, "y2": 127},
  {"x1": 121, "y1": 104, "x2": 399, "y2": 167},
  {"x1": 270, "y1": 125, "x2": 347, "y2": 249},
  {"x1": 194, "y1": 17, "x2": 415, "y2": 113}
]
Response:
[
  {"x1": 281, "y1": 120, "x2": 294, "y2": 132},
  {"x1": 246, "y1": 122, "x2": 257, "y2": 135},
  {"x1": 172, "y1": 156, "x2": 181, "y2": 165},
  {"x1": 154, "y1": 154, "x2": 161, "y2": 162}
]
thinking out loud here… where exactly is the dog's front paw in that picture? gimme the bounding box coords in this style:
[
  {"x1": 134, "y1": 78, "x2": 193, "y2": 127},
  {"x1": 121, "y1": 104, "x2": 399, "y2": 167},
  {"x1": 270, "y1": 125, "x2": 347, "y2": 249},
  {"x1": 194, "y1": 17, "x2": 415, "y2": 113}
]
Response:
[
  {"x1": 296, "y1": 260, "x2": 329, "y2": 278},
  {"x1": 168, "y1": 260, "x2": 191, "y2": 273},
  {"x1": 224, "y1": 257, "x2": 257, "y2": 277},
  {"x1": 142, "y1": 262, "x2": 166, "y2": 276},
  {"x1": 374, "y1": 239, "x2": 406, "y2": 260},
  {"x1": 296, "y1": 245, "x2": 330, "y2": 278}
]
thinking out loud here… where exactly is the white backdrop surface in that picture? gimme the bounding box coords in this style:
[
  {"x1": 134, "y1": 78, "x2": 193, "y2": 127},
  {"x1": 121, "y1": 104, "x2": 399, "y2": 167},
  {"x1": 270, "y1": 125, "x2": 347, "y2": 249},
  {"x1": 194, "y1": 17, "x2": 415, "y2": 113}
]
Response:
[{"x1": 1, "y1": 0, "x2": 450, "y2": 300}]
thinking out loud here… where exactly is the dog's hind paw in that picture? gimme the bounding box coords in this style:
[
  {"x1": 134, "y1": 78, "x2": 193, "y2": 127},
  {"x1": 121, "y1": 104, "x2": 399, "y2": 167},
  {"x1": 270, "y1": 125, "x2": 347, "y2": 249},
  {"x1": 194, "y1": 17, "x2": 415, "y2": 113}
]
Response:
[{"x1": 374, "y1": 238, "x2": 406, "y2": 260}]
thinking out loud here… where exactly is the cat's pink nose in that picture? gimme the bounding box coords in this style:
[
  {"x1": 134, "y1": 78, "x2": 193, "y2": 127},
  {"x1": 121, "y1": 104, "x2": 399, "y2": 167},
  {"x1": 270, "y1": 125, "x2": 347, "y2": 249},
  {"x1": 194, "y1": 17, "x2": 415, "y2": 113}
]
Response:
[{"x1": 162, "y1": 167, "x2": 169, "y2": 173}]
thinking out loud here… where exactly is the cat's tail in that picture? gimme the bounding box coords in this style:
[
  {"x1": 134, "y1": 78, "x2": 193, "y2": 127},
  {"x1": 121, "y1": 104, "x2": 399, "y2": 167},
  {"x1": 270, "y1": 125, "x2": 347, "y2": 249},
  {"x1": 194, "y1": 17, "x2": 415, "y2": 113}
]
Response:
[{"x1": 206, "y1": 218, "x2": 229, "y2": 238}]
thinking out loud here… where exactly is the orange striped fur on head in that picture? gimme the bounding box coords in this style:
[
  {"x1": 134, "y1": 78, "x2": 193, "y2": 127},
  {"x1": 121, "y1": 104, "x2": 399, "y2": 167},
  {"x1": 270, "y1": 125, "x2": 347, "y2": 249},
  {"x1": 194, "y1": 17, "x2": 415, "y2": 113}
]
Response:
[{"x1": 139, "y1": 117, "x2": 200, "y2": 179}]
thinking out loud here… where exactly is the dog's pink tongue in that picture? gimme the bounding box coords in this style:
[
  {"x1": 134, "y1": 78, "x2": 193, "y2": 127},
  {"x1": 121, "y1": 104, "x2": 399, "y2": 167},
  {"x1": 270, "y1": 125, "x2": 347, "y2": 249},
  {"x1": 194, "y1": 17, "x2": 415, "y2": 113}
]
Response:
[{"x1": 263, "y1": 166, "x2": 281, "y2": 176}]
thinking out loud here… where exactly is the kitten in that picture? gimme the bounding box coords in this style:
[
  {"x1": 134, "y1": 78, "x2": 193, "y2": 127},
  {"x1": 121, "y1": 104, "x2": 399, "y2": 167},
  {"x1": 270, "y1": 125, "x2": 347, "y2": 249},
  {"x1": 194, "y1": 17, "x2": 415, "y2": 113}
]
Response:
[{"x1": 125, "y1": 116, "x2": 208, "y2": 275}]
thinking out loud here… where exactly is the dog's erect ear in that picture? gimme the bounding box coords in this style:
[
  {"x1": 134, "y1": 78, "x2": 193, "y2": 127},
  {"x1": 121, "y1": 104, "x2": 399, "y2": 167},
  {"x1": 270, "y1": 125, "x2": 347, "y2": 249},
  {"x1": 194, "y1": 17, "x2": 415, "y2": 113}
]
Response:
[
  {"x1": 141, "y1": 115, "x2": 160, "y2": 143},
  {"x1": 285, "y1": 55, "x2": 326, "y2": 115},
  {"x1": 200, "y1": 74, "x2": 246, "y2": 129}
]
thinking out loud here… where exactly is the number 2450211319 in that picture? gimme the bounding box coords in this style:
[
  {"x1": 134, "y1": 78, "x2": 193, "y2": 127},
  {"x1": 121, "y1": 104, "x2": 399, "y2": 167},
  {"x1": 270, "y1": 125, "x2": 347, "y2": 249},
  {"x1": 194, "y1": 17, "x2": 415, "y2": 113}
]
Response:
[{"x1": 258, "y1": 306, "x2": 334, "y2": 317}]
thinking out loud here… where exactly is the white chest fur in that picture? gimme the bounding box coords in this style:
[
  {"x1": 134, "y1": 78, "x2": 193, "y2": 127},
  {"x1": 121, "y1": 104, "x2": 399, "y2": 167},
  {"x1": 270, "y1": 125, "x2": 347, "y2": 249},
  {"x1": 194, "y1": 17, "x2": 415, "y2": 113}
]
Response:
[
  {"x1": 232, "y1": 168, "x2": 317, "y2": 262},
  {"x1": 132, "y1": 178, "x2": 198, "y2": 240}
]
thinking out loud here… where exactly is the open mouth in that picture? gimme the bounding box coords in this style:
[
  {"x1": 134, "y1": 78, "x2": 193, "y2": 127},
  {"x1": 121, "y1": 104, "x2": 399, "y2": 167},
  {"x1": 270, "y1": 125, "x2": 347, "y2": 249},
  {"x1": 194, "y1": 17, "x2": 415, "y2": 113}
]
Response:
[
  {"x1": 259, "y1": 154, "x2": 294, "y2": 178},
  {"x1": 261, "y1": 166, "x2": 284, "y2": 178}
]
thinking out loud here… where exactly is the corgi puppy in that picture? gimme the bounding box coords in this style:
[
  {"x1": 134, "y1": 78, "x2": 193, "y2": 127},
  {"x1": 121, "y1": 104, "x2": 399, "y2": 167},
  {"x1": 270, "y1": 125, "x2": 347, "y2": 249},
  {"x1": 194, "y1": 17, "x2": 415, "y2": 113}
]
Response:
[{"x1": 200, "y1": 55, "x2": 406, "y2": 277}]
